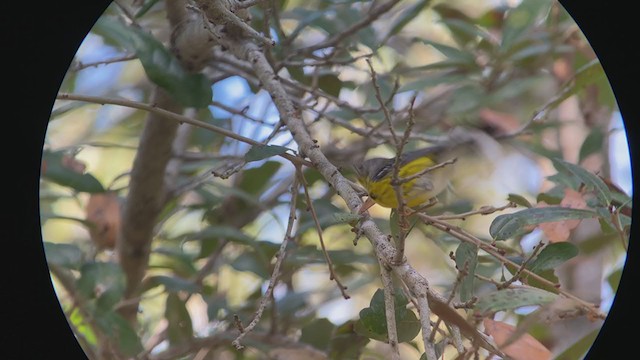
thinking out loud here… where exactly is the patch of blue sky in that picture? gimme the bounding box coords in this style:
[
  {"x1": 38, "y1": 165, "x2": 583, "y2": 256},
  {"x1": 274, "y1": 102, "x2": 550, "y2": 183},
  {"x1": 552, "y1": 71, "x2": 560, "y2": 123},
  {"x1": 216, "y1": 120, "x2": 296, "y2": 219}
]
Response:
[
  {"x1": 211, "y1": 76, "x2": 296, "y2": 157},
  {"x1": 73, "y1": 33, "x2": 125, "y2": 97},
  {"x1": 608, "y1": 111, "x2": 632, "y2": 196}
]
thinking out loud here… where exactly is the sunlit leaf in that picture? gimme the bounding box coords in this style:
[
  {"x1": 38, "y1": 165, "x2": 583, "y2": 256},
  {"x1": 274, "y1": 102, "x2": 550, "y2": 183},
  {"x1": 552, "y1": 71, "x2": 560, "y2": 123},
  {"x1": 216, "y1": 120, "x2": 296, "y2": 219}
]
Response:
[
  {"x1": 422, "y1": 40, "x2": 477, "y2": 65},
  {"x1": 385, "y1": 0, "x2": 433, "y2": 40},
  {"x1": 508, "y1": 193, "x2": 533, "y2": 208},
  {"x1": 490, "y1": 207, "x2": 597, "y2": 240},
  {"x1": 149, "y1": 248, "x2": 198, "y2": 277},
  {"x1": 475, "y1": 287, "x2": 557, "y2": 316}
]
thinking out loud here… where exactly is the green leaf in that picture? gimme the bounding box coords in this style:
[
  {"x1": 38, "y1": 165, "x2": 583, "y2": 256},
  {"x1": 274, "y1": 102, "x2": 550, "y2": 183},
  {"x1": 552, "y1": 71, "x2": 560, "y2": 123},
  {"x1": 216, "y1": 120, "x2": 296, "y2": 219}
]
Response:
[
  {"x1": 287, "y1": 246, "x2": 375, "y2": 266},
  {"x1": 95, "y1": 312, "x2": 144, "y2": 356},
  {"x1": 474, "y1": 287, "x2": 557, "y2": 316},
  {"x1": 135, "y1": 0, "x2": 162, "y2": 18},
  {"x1": 329, "y1": 320, "x2": 370, "y2": 359},
  {"x1": 455, "y1": 242, "x2": 478, "y2": 302},
  {"x1": 356, "y1": 288, "x2": 421, "y2": 343},
  {"x1": 44, "y1": 242, "x2": 83, "y2": 269},
  {"x1": 490, "y1": 207, "x2": 597, "y2": 240},
  {"x1": 230, "y1": 241, "x2": 280, "y2": 279},
  {"x1": 93, "y1": 17, "x2": 212, "y2": 107},
  {"x1": 144, "y1": 275, "x2": 200, "y2": 294},
  {"x1": 205, "y1": 295, "x2": 228, "y2": 320},
  {"x1": 422, "y1": 40, "x2": 477, "y2": 65},
  {"x1": 500, "y1": 0, "x2": 552, "y2": 50},
  {"x1": 554, "y1": 328, "x2": 599, "y2": 360},
  {"x1": 528, "y1": 242, "x2": 579, "y2": 273},
  {"x1": 301, "y1": 318, "x2": 336, "y2": 351},
  {"x1": 507, "y1": 193, "x2": 533, "y2": 208},
  {"x1": 149, "y1": 248, "x2": 198, "y2": 277},
  {"x1": 230, "y1": 251, "x2": 270, "y2": 279},
  {"x1": 42, "y1": 150, "x2": 105, "y2": 193},
  {"x1": 533, "y1": 59, "x2": 605, "y2": 123},
  {"x1": 238, "y1": 161, "x2": 282, "y2": 196},
  {"x1": 385, "y1": 0, "x2": 432, "y2": 40},
  {"x1": 165, "y1": 293, "x2": 194, "y2": 346},
  {"x1": 69, "y1": 307, "x2": 97, "y2": 346},
  {"x1": 551, "y1": 157, "x2": 612, "y2": 206},
  {"x1": 183, "y1": 225, "x2": 255, "y2": 245},
  {"x1": 318, "y1": 74, "x2": 344, "y2": 98},
  {"x1": 276, "y1": 291, "x2": 308, "y2": 313},
  {"x1": 77, "y1": 262, "x2": 125, "y2": 306},
  {"x1": 437, "y1": 17, "x2": 494, "y2": 47},
  {"x1": 244, "y1": 145, "x2": 291, "y2": 162}
]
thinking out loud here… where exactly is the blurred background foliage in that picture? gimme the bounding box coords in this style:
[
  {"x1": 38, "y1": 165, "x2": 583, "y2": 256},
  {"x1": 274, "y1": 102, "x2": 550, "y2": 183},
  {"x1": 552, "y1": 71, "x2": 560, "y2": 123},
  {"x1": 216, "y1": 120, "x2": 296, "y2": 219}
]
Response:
[{"x1": 42, "y1": 0, "x2": 630, "y2": 359}]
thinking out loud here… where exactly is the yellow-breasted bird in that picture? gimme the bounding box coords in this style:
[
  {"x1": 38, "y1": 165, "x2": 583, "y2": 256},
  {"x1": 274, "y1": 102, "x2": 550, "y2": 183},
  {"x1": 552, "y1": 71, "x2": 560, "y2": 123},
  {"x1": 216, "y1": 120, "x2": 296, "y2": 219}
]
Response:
[
  {"x1": 353, "y1": 128, "x2": 506, "y2": 214},
  {"x1": 354, "y1": 145, "x2": 456, "y2": 213}
]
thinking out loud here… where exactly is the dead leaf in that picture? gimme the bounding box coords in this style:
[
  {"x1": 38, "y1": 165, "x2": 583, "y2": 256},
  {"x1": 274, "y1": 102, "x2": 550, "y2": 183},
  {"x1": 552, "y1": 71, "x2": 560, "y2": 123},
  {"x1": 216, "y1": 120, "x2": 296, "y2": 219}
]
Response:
[
  {"x1": 85, "y1": 192, "x2": 120, "y2": 250},
  {"x1": 483, "y1": 318, "x2": 552, "y2": 360},
  {"x1": 535, "y1": 297, "x2": 588, "y2": 323},
  {"x1": 479, "y1": 108, "x2": 521, "y2": 134},
  {"x1": 536, "y1": 189, "x2": 588, "y2": 242}
]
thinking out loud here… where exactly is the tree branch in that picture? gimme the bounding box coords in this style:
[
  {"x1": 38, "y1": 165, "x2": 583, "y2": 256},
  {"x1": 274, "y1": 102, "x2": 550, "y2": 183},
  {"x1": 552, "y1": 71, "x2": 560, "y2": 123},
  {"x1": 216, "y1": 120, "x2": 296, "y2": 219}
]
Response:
[
  {"x1": 117, "y1": 87, "x2": 181, "y2": 322},
  {"x1": 215, "y1": 35, "x2": 503, "y2": 356}
]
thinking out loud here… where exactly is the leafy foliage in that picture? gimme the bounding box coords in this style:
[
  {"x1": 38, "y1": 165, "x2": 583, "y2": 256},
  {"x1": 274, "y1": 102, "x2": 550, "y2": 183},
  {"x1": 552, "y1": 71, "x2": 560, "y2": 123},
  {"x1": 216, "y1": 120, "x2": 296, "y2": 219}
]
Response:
[{"x1": 42, "y1": 0, "x2": 627, "y2": 358}]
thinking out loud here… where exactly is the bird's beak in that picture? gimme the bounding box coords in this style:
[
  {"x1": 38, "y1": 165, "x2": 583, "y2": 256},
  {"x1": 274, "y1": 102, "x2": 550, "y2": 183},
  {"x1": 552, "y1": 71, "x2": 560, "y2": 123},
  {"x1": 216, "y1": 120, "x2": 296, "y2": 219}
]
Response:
[{"x1": 358, "y1": 197, "x2": 377, "y2": 214}]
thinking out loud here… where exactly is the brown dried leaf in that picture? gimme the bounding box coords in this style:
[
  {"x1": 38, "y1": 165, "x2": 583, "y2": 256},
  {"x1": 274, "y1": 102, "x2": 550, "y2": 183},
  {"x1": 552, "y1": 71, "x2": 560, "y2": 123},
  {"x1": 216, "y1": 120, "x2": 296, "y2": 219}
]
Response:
[
  {"x1": 483, "y1": 318, "x2": 552, "y2": 360},
  {"x1": 536, "y1": 189, "x2": 588, "y2": 242},
  {"x1": 85, "y1": 192, "x2": 121, "y2": 250},
  {"x1": 478, "y1": 108, "x2": 521, "y2": 134}
]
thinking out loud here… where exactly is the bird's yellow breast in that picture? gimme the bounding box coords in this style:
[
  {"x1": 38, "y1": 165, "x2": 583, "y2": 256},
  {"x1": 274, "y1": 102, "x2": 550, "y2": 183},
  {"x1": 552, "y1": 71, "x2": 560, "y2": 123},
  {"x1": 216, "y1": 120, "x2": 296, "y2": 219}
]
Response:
[{"x1": 362, "y1": 156, "x2": 439, "y2": 209}]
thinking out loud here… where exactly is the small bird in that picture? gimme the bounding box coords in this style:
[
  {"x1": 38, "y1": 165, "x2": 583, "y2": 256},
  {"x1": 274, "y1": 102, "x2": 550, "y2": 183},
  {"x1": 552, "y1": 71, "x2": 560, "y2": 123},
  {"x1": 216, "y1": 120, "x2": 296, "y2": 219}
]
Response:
[{"x1": 354, "y1": 144, "x2": 456, "y2": 213}]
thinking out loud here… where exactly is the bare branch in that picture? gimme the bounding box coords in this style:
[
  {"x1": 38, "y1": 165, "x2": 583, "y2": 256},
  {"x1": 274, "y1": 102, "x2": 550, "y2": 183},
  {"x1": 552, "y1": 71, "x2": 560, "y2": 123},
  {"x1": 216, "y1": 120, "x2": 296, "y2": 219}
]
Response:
[
  {"x1": 232, "y1": 175, "x2": 300, "y2": 348},
  {"x1": 378, "y1": 259, "x2": 400, "y2": 360},
  {"x1": 117, "y1": 87, "x2": 181, "y2": 322}
]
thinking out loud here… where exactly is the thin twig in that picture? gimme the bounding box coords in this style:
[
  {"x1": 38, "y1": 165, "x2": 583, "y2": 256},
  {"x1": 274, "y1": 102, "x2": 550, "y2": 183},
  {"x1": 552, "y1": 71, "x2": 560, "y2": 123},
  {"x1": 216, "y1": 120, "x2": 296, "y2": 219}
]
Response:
[
  {"x1": 431, "y1": 202, "x2": 517, "y2": 220},
  {"x1": 397, "y1": 157, "x2": 457, "y2": 185},
  {"x1": 297, "y1": 166, "x2": 351, "y2": 299},
  {"x1": 55, "y1": 93, "x2": 313, "y2": 168},
  {"x1": 295, "y1": 0, "x2": 401, "y2": 53},
  {"x1": 417, "y1": 213, "x2": 606, "y2": 320},
  {"x1": 378, "y1": 259, "x2": 401, "y2": 360},
  {"x1": 70, "y1": 54, "x2": 137, "y2": 72},
  {"x1": 497, "y1": 241, "x2": 545, "y2": 290},
  {"x1": 232, "y1": 175, "x2": 300, "y2": 349}
]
